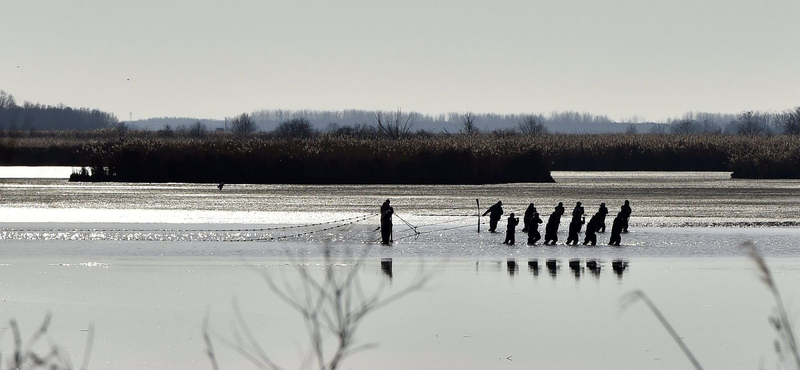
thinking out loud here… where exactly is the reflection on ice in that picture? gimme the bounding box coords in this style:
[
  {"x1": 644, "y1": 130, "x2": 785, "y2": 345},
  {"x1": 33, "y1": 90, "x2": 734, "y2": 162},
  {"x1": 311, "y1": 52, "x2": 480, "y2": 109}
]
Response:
[
  {"x1": 381, "y1": 258, "x2": 393, "y2": 279},
  {"x1": 490, "y1": 258, "x2": 629, "y2": 280},
  {"x1": 612, "y1": 259, "x2": 630, "y2": 278},
  {"x1": 506, "y1": 258, "x2": 518, "y2": 276}
]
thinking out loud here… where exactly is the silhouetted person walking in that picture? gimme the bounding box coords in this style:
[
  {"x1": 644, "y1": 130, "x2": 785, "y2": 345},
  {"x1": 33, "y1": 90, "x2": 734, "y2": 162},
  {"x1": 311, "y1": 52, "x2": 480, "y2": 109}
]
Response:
[
  {"x1": 609, "y1": 212, "x2": 623, "y2": 246},
  {"x1": 544, "y1": 205, "x2": 562, "y2": 245},
  {"x1": 572, "y1": 202, "x2": 584, "y2": 218},
  {"x1": 566, "y1": 214, "x2": 584, "y2": 245},
  {"x1": 621, "y1": 200, "x2": 632, "y2": 233},
  {"x1": 483, "y1": 201, "x2": 504, "y2": 233},
  {"x1": 583, "y1": 213, "x2": 599, "y2": 246},
  {"x1": 503, "y1": 213, "x2": 520, "y2": 245},
  {"x1": 522, "y1": 203, "x2": 535, "y2": 233},
  {"x1": 527, "y1": 209, "x2": 543, "y2": 245},
  {"x1": 555, "y1": 202, "x2": 565, "y2": 217},
  {"x1": 596, "y1": 203, "x2": 608, "y2": 233}
]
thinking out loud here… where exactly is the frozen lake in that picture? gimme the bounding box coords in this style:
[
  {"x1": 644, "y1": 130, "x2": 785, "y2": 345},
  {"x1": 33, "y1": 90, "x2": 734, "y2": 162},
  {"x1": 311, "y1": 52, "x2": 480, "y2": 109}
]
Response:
[{"x1": 1, "y1": 168, "x2": 799, "y2": 369}]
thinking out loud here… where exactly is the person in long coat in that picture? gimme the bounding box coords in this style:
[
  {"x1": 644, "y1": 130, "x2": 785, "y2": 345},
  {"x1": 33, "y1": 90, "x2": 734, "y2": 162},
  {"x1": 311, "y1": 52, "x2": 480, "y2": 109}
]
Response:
[
  {"x1": 522, "y1": 203, "x2": 535, "y2": 233},
  {"x1": 503, "y1": 213, "x2": 520, "y2": 245},
  {"x1": 527, "y1": 210, "x2": 543, "y2": 245},
  {"x1": 566, "y1": 214, "x2": 585, "y2": 245},
  {"x1": 483, "y1": 201, "x2": 504, "y2": 233},
  {"x1": 621, "y1": 200, "x2": 632, "y2": 233},
  {"x1": 380, "y1": 199, "x2": 394, "y2": 245},
  {"x1": 609, "y1": 212, "x2": 624, "y2": 246},
  {"x1": 543, "y1": 209, "x2": 561, "y2": 245},
  {"x1": 380, "y1": 207, "x2": 393, "y2": 245},
  {"x1": 596, "y1": 203, "x2": 608, "y2": 233},
  {"x1": 583, "y1": 213, "x2": 599, "y2": 246}
]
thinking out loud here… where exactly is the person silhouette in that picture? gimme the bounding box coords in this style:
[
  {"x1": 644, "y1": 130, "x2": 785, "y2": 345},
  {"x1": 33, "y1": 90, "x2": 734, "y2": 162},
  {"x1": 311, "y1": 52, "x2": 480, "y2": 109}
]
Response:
[
  {"x1": 609, "y1": 212, "x2": 624, "y2": 246},
  {"x1": 583, "y1": 213, "x2": 599, "y2": 246},
  {"x1": 527, "y1": 209, "x2": 543, "y2": 245},
  {"x1": 522, "y1": 203, "x2": 535, "y2": 233},
  {"x1": 621, "y1": 200, "x2": 632, "y2": 233},
  {"x1": 483, "y1": 201, "x2": 504, "y2": 233},
  {"x1": 572, "y1": 202, "x2": 584, "y2": 218},
  {"x1": 555, "y1": 202, "x2": 565, "y2": 217},
  {"x1": 596, "y1": 203, "x2": 608, "y2": 233},
  {"x1": 503, "y1": 213, "x2": 520, "y2": 245},
  {"x1": 380, "y1": 207, "x2": 394, "y2": 245},
  {"x1": 380, "y1": 199, "x2": 394, "y2": 245},
  {"x1": 543, "y1": 206, "x2": 562, "y2": 245},
  {"x1": 381, "y1": 199, "x2": 392, "y2": 216},
  {"x1": 566, "y1": 214, "x2": 585, "y2": 245}
]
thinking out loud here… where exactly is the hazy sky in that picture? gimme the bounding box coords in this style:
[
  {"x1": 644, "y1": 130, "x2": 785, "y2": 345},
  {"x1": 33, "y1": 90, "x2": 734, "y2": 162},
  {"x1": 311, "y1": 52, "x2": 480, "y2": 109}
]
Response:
[{"x1": 2, "y1": 0, "x2": 798, "y2": 122}]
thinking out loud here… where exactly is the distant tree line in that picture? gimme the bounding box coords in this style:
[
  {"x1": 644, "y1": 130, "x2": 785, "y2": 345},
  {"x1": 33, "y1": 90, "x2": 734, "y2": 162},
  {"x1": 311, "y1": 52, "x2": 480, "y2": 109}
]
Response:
[
  {"x1": 652, "y1": 109, "x2": 800, "y2": 136},
  {"x1": 246, "y1": 107, "x2": 800, "y2": 137},
  {"x1": 249, "y1": 108, "x2": 620, "y2": 133},
  {"x1": 0, "y1": 90, "x2": 118, "y2": 132}
]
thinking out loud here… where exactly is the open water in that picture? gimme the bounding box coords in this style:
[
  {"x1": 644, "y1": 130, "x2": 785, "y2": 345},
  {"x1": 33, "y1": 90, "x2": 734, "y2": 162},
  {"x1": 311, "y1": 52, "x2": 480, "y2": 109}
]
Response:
[{"x1": 1, "y1": 168, "x2": 799, "y2": 370}]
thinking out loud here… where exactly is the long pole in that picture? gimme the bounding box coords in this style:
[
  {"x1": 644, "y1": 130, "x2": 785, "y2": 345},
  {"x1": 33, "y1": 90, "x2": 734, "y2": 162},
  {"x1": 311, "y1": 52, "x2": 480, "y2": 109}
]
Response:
[{"x1": 476, "y1": 199, "x2": 480, "y2": 233}]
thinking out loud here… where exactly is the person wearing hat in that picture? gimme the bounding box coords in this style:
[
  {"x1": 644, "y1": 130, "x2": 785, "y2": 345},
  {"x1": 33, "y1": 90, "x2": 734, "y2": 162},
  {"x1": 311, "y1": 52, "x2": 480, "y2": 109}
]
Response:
[
  {"x1": 566, "y1": 213, "x2": 585, "y2": 245},
  {"x1": 555, "y1": 202, "x2": 565, "y2": 217},
  {"x1": 503, "y1": 212, "x2": 520, "y2": 245},
  {"x1": 572, "y1": 201, "x2": 584, "y2": 218},
  {"x1": 543, "y1": 204, "x2": 562, "y2": 245},
  {"x1": 482, "y1": 201, "x2": 504, "y2": 233},
  {"x1": 621, "y1": 200, "x2": 632, "y2": 233},
  {"x1": 609, "y1": 211, "x2": 624, "y2": 246},
  {"x1": 596, "y1": 202, "x2": 608, "y2": 233},
  {"x1": 522, "y1": 203, "x2": 536, "y2": 233},
  {"x1": 583, "y1": 213, "x2": 600, "y2": 246},
  {"x1": 527, "y1": 208, "x2": 543, "y2": 245}
]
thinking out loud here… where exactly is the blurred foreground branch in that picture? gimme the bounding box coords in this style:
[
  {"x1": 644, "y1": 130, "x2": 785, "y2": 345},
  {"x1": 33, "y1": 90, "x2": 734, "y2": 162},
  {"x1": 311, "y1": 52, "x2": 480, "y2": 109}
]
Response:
[
  {"x1": 622, "y1": 242, "x2": 800, "y2": 370},
  {"x1": 0, "y1": 313, "x2": 94, "y2": 370},
  {"x1": 204, "y1": 249, "x2": 429, "y2": 370}
]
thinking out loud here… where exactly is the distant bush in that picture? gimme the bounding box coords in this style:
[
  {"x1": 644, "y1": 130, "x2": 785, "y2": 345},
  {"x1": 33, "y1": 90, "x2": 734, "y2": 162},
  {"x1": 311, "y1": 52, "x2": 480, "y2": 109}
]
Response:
[{"x1": 274, "y1": 118, "x2": 316, "y2": 138}]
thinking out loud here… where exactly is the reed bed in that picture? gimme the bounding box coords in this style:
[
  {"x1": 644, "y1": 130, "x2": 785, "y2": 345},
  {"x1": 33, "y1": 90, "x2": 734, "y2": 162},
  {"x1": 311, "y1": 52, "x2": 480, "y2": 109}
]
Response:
[
  {"x1": 2, "y1": 131, "x2": 799, "y2": 182},
  {"x1": 68, "y1": 135, "x2": 553, "y2": 184}
]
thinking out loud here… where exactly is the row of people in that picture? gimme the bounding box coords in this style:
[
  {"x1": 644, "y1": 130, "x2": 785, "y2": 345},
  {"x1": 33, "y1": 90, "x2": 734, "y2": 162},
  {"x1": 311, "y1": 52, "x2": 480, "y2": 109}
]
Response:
[{"x1": 485, "y1": 200, "x2": 632, "y2": 246}]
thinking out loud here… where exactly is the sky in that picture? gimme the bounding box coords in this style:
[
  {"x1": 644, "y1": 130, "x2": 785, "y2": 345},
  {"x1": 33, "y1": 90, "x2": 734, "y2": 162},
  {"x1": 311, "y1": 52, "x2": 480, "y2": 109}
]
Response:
[{"x1": 1, "y1": 0, "x2": 799, "y2": 123}]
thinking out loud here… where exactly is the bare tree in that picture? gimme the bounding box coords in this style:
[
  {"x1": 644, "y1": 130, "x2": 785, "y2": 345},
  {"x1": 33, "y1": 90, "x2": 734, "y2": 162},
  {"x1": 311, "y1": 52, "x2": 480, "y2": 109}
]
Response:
[
  {"x1": 780, "y1": 107, "x2": 800, "y2": 135},
  {"x1": 189, "y1": 120, "x2": 208, "y2": 138},
  {"x1": 460, "y1": 112, "x2": 479, "y2": 135},
  {"x1": 158, "y1": 123, "x2": 174, "y2": 138},
  {"x1": 625, "y1": 124, "x2": 638, "y2": 135},
  {"x1": 0, "y1": 90, "x2": 16, "y2": 109},
  {"x1": 204, "y1": 249, "x2": 428, "y2": 370},
  {"x1": 517, "y1": 115, "x2": 547, "y2": 136},
  {"x1": 734, "y1": 111, "x2": 769, "y2": 137},
  {"x1": 671, "y1": 118, "x2": 699, "y2": 135},
  {"x1": 374, "y1": 108, "x2": 417, "y2": 139},
  {"x1": 230, "y1": 113, "x2": 257, "y2": 137}
]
